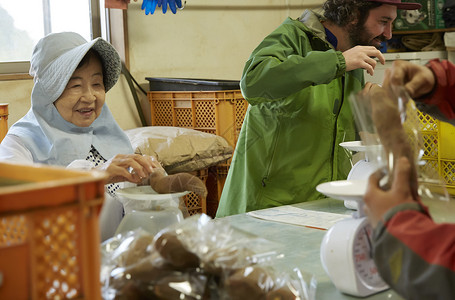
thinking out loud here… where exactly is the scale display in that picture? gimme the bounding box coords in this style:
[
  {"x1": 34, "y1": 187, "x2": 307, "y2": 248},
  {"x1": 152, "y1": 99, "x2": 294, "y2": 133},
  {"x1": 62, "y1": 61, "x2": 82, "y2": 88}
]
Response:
[
  {"x1": 353, "y1": 222, "x2": 385, "y2": 289},
  {"x1": 320, "y1": 217, "x2": 388, "y2": 297}
]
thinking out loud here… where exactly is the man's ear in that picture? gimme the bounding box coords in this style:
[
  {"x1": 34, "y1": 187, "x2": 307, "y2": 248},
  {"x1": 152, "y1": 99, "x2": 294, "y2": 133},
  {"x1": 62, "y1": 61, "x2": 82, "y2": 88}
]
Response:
[
  {"x1": 349, "y1": 15, "x2": 359, "y2": 27},
  {"x1": 345, "y1": 18, "x2": 359, "y2": 32}
]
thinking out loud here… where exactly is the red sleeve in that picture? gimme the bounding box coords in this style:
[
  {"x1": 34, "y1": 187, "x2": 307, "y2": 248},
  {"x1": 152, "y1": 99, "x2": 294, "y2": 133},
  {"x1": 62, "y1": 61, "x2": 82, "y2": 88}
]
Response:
[
  {"x1": 425, "y1": 59, "x2": 455, "y2": 120},
  {"x1": 373, "y1": 203, "x2": 455, "y2": 298},
  {"x1": 384, "y1": 209, "x2": 455, "y2": 271}
]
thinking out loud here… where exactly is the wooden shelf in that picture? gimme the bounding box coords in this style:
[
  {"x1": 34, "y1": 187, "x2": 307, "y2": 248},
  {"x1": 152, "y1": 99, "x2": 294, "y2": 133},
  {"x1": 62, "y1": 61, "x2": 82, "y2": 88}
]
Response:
[{"x1": 393, "y1": 28, "x2": 455, "y2": 35}]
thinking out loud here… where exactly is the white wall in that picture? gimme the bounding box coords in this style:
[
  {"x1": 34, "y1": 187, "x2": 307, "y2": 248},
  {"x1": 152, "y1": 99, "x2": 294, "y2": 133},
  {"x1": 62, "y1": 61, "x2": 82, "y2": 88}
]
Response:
[{"x1": 1, "y1": 0, "x2": 323, "y2": 130}]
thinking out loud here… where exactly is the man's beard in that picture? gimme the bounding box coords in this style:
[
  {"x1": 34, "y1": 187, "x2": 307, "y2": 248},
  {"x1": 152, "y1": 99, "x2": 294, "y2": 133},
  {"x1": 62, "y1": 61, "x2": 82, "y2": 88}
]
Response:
[{"x1": 347, "y1": 22, "x2": 386, "y2": 49}]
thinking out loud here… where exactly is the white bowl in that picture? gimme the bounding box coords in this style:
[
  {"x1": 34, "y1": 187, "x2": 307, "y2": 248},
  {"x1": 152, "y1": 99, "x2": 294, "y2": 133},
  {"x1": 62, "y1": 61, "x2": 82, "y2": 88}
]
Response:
[
  {"x1": 339, "y1": 141, "x2": 382, "y2": 153},
  {"x1": 116, "y1": 186, "x2": 189, "y2": 214},
  {"x1": 316, "y1": 180, "x2": 367, "y2": 202},
  {"x1": 116, "y1": 186, "x2": 188, "y2": 201}
]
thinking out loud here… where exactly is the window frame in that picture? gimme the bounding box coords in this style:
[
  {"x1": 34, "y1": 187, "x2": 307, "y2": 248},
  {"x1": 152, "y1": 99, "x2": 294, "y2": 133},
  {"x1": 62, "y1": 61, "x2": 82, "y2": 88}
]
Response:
[{"x1": 0, "y1": 0, "x2": 105, "y2": 80}]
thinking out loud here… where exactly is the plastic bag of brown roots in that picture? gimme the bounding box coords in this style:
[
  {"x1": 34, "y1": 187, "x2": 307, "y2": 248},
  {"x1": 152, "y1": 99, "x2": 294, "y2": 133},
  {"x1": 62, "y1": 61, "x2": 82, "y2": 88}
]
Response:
[{"x1": 100, "y1": 214, "x2": 317, "y2": 300}]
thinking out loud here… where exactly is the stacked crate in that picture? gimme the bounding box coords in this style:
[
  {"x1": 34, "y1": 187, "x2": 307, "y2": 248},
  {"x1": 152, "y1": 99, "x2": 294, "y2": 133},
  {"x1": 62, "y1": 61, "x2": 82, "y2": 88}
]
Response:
[
  {"x1": 147, "y1": 78, "x2": 248, "y2": 217},
  {"x1": 184, "y1": 168, "x2": 209, "y2": 215}
]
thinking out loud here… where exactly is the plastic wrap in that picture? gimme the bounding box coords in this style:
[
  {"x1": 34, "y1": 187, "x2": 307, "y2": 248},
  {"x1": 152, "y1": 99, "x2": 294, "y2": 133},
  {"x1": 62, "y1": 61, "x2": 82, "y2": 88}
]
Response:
[
  {"x1": 101, "y1": 214, "x2": 317, "y2": 300},
  {"x1": 349, "y1": 85, "x2": 451, "y2": 208},
  {"x1": 116, "y1": 186, "x2": 189, "y2": 216}
]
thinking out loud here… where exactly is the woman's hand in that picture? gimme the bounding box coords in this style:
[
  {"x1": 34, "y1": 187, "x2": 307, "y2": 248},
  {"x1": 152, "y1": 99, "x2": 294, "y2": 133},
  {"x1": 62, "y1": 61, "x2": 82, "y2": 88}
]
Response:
[
  {"x1": 97, "y1": 154, "x2": 163, "y2": 184},
  {"x1": 363, "y1": 157, "x2": 416, "y2": 228}
]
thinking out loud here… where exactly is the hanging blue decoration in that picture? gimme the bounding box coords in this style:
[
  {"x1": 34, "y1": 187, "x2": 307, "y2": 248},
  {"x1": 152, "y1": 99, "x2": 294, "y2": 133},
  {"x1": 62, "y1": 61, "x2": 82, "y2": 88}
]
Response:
[{"x1": 141, "y1": 0, "x2": 183, "y2": 15}]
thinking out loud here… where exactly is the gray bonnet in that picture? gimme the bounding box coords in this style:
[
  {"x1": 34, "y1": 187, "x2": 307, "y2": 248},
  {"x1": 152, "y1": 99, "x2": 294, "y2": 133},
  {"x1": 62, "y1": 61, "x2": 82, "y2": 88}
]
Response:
[
  {"x1": 29, "y1": 32, "x2": 121, "y2": 102},
  {"x1": 5, "y1": 32, "x2": 132, "y2": 167}
]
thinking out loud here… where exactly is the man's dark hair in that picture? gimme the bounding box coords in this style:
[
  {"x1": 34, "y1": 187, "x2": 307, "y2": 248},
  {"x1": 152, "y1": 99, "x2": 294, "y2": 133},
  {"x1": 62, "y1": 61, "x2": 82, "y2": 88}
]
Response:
[{"x1": 323, "y1": 0, "x2": 382, "y2": 27}]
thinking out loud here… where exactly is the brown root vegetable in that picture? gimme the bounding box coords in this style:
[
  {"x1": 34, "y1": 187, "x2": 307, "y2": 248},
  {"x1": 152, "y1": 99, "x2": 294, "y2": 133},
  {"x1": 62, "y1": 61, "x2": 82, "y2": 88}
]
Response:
[
  {"x1": 359, "y1": 131, "x2": 379, "y2": 146},
  {"x1": 266, "y1": 286, "x2": 299, "y2": 300},
  {"x1": 114, "y1": 281, "x2": 153, "y2": 300},
  {"x1": 369, "y1": 85, "x2": 418, "y2": 199},
  {"x1": 202, "y1": 246, "x2": 255, "y2": 276},
  {"x1": 224, "y1": 266, "x2": 275, "y2": 300},
  {"x1": 153, "y1": 274, "x2": 201, "y2": 300},
  {"x1": 110, "y1": 252, "x2": 177, "y2": 293},
  {"x1": 150, "y1": 169, "x2": 207, "y2": 197},
  {"x1": 154, "y1": 232, "x2": 200, "y2": 268},
  {"x1": 117, "y1": 233, "x2": 155, "y2": 267}
]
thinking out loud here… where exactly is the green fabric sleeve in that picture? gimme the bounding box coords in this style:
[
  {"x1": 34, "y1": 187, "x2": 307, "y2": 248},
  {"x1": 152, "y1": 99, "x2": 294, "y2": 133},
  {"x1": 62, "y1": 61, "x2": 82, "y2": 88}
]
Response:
[{"x1": 240, "y1": 19, "x2": 346, "y2": 104}]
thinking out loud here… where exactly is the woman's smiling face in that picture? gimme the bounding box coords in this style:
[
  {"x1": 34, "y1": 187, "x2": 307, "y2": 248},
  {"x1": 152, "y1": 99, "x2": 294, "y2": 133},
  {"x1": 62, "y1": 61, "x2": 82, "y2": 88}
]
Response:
[{"x1": 54, "y1": 51, "x2": 106, "y2": 127}]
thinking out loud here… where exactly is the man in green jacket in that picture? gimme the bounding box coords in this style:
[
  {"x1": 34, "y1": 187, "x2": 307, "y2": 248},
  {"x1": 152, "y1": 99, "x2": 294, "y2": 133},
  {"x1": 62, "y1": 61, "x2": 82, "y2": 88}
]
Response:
[{"x1": 216, "y1": 0, "x2": 421, "y2": 217}]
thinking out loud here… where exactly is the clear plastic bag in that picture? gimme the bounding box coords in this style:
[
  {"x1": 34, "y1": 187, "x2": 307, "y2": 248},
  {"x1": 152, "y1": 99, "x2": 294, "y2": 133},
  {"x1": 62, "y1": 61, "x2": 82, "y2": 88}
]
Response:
[
  {"x1": 101, "y1": 214, "x2": 317, "y2": 300},
  {"x1": 349, "y1": 85, "x2": 451, "y2": 215}
]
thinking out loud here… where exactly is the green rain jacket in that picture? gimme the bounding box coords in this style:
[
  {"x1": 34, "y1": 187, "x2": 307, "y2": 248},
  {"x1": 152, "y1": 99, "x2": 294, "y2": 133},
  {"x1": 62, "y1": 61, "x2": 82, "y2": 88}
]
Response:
[{"x1": 216, "y1": 10, "x2": 364, "y2": 217}]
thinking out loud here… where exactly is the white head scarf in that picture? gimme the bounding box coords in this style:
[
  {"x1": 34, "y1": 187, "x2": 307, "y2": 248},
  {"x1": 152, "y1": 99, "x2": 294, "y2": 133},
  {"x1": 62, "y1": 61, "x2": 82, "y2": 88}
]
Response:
[{"x1": 7, "y1": 32, "x2": 133, "y2": 166}]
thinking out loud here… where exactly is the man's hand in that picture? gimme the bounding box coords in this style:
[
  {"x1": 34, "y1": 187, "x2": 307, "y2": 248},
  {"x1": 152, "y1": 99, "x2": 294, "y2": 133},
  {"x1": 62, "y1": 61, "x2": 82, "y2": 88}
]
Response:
[{"x1": 343, "y1": 46, "x2": 385, "y2": 76}]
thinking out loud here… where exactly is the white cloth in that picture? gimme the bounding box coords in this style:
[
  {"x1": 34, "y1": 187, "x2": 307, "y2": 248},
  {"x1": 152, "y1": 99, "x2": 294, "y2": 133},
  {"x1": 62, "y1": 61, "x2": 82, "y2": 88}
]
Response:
[
  {"x1": 0, "y1": 134, "x2": 34, "y2": 164},
  {"x1": 99, "y1": 193, "x2": 125, "y2": 242}
]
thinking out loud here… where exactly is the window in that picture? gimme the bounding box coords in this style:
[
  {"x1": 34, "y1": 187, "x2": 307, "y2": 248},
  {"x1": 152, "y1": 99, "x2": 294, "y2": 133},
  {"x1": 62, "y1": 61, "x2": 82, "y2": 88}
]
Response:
[{"x1": 0, "y1": 0, "x2": 105, "y2": 77}]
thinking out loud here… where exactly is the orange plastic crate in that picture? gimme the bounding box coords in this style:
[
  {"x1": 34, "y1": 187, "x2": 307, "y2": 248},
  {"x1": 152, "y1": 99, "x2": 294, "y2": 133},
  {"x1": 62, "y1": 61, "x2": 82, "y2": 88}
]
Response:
[
  {"x1": 148, "y1": 90, "x2": 248, "y2": 148},
  {"x1": 203, "y1": 164, "x2": 231, "y2": 218},
  {"x1": 0, "y1": 162, "x2": 106, "y2": 300},
  {"x1": 183, "y1": 169, "x2": 208, "y2": 216},
  {"x1": 148, "y1": 90, "x2": 248, "y2": 217}
]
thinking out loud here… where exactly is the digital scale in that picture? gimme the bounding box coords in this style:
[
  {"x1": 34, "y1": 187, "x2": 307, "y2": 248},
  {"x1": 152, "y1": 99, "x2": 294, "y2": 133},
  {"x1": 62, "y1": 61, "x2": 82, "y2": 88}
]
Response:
[{"x1": 317, "y1": 142, "x2": 389, "y2": 297}]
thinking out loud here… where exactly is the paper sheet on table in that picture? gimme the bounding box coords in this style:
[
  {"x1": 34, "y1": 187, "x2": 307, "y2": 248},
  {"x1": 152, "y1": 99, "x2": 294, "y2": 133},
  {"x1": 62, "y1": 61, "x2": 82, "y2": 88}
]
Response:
[{"x1": 247, "y1": 206, "x2": 351, "y2": 230}]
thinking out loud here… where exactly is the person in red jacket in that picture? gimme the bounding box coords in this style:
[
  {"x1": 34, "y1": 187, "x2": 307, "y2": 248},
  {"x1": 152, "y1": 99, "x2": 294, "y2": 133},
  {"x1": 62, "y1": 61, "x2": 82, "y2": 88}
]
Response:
[{"x1": 364, "y1": 59, "x2": 455, "y2": 299}]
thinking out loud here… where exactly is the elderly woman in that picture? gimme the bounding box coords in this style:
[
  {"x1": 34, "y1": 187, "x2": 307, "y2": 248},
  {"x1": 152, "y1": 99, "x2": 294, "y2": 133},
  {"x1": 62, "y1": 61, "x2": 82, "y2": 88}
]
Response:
[{"x1": 0, "y1": 32, "x2": 161, "y2": 241}]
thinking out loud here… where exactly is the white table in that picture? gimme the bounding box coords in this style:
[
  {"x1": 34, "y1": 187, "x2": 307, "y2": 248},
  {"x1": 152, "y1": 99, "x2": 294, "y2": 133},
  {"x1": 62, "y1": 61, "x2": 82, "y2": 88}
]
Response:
[{"x1": 220, "y1": 198, "x2": 405, "y2": 300}]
